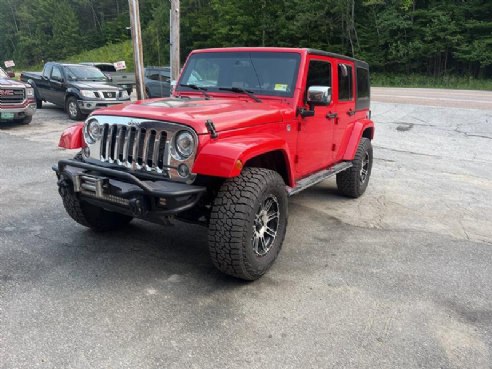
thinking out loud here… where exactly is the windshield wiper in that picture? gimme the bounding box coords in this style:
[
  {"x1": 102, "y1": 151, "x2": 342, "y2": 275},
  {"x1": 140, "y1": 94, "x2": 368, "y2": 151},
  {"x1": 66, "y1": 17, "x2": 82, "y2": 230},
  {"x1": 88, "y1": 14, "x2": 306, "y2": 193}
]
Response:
[
  {"x1": 180, "y1": 84, "x2": 211, "y2": 99},
  {"x1": 219, "y1": 87, "x2": 262, "y2": 103}
]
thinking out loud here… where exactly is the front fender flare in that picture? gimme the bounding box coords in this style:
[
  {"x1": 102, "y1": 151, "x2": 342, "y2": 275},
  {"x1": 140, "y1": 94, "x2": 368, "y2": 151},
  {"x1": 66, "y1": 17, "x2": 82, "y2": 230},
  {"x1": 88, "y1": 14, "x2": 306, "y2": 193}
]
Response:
[
  {"x1": 342, "y1": 119, "x2": 375, "y2": 161},
  {"x1": 192, "y1": 134, "x2": 293, "y2": 183},
  {"x1": 59, "y1": 122, "x2": 85, "y2": 149}
]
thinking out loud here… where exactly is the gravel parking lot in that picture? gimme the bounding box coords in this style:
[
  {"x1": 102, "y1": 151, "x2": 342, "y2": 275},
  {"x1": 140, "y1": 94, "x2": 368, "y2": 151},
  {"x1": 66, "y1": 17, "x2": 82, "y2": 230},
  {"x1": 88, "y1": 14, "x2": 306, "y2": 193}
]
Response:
[{"x1": 1, "y1": 89, "x2": 491, "y2": 368}]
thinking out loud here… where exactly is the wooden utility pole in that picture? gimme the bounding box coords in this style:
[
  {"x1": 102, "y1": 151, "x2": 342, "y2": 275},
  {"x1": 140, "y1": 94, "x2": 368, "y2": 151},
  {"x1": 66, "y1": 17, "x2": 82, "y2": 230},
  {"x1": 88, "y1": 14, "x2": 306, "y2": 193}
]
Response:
[
  {"x1": 170, "y1": 0, "x2": 180, "y2": 82},
  {"x1": 129, "y1": 0, "x2": 145, "y2": 100}
]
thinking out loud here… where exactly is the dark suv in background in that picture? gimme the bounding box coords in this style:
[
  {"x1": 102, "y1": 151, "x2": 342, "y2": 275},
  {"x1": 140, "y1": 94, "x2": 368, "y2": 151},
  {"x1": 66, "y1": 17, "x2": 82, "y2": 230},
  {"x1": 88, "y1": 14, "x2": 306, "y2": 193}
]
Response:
[{"x1": 144, "y1": 66, "x2": 171, "y2": 98}]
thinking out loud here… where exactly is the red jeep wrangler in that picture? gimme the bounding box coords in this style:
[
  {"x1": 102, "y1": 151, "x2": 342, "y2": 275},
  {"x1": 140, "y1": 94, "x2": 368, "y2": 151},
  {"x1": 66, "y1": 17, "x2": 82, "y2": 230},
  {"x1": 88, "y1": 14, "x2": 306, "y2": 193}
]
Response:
[{"x1": 55, "y1": 47, "x2": 374, "y2": 280}]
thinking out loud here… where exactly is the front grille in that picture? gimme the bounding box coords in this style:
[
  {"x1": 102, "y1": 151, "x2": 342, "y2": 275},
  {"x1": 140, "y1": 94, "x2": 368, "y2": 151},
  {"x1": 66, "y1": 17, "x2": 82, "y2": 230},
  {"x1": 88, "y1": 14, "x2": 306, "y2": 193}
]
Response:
[
  {"x1": 103, "y1": 91, "x2": 117, "y2": 98},
  {"x1": 0, "y1": 88, "x2": 25, "y2": 105},
  {"x1": 100, "y1": 124, "x2": 168, "y2": 172}
]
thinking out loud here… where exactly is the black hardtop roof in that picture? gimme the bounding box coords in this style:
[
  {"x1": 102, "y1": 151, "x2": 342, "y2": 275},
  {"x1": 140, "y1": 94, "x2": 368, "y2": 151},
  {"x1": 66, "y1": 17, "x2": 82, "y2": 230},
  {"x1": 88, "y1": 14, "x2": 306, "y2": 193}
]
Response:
[{"x1": 306, "y1": 49, "x2": 369, "y2": 69}]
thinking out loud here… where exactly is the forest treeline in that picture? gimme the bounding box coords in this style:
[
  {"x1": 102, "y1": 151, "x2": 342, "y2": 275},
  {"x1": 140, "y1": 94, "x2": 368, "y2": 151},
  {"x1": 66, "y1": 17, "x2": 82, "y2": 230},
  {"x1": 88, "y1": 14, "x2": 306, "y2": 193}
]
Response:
[{"x1": 0, "y1": 0, "x2": 491, "y2": 78}]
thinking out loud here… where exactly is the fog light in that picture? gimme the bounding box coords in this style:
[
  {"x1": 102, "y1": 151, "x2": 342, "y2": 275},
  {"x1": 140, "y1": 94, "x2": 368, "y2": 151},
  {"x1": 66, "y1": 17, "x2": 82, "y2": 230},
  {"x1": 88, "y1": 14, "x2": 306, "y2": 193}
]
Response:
[
  {"x1": 177, "y1": 164, "x2": 189, "y2": 177},
  {"x1": 82, "y1": 146, "x2": 90, "y2": 158}
]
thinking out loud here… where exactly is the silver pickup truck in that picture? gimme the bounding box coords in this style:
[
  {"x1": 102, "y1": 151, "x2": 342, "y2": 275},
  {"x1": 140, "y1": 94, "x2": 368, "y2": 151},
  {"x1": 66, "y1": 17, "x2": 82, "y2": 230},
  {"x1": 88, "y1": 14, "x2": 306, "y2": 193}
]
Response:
[{"x1": 80, "y1": 63, "x2": 135, "y2": 95}]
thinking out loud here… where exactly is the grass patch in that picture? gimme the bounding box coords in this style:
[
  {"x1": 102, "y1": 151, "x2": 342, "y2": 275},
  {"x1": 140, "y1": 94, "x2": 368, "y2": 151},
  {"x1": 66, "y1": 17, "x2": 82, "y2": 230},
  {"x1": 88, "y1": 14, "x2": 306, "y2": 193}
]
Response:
[
  {"x1": 65, "y1": 40, "x2": 134, "y2": 70},
  {"x1": 372, "y1": 73, "x2": 492, "y2": 90}
]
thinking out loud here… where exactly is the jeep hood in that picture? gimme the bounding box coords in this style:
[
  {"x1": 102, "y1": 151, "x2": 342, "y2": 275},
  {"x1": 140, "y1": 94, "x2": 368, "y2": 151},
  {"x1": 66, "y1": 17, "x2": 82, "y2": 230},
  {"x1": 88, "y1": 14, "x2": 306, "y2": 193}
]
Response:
[{"x1": 95, "y1": 97, "x2": 287, "y2": 134}]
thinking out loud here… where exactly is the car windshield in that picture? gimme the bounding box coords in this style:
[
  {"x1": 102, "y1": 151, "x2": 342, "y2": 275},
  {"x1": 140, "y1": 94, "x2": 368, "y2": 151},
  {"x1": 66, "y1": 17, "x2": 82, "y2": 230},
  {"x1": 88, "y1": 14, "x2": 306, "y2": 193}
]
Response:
[
  {"x1": 177, "y1": 52, "x2": 301, "y2": 97},
  {"x1": 0, "y1": 68, "x2": 8, "y2": 78},
  {"x1": 65, "y1": 66, "x2": 107, "y2": 81}
]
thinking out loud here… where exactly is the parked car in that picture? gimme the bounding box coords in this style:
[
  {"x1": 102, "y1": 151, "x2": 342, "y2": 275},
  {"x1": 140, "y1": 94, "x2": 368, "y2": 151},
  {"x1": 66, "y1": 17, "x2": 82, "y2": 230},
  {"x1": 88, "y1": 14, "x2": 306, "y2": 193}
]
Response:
[
  {"x1": 0, "y1": 66, "x2": 36, "y2": 124},
  {"x1": 80, "y1": 62, "x2": 135, "y2": 95},
  {"x1": 54, "y1": 47, "x2": 374, "y2": 280},
  {"x1": 144, "y1": 66, "x2": 171, "y2": 98},
  {"x1": 21, "y1": 63, "x2": 131, "y2": 120}
]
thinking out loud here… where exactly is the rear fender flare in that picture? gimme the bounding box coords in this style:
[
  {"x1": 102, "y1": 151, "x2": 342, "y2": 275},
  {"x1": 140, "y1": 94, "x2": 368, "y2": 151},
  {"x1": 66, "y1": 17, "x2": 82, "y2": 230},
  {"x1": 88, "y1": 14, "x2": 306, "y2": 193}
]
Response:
[
  {"x1": 342, "y1": 119, "x2": 375, "y2": 161},
  {"x1": 59, "y1": 122, "x2": 85, "y2": 149},
  {"x1": 192, "y1": 135, "x2": 294, "y2": 186}
]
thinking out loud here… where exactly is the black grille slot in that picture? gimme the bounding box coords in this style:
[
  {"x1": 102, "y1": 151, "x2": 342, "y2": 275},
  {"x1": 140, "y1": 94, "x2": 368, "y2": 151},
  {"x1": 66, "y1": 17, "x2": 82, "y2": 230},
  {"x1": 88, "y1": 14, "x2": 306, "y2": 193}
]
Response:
[
  {"x1": 127, "y1": 127, "x2": 136, "y2": 163},
  {"x1": 146, "y1": 130, "x2": 156, "y2": 167},
  {"x1": 117, "y1": 126, "x2": 127, "y2": 162},
  {"x1": 157, "y1": 132, "x2": 167, "y2": 169},
  {"x1": 0, "y1": 89, "x2": 25, "y2": 104},
  {"x1": 136, "y1": 128, "x2": 146, "y2": 166},
  {"x1": 109, "y1": 125, "x2": 118, "y2": 160},
  {"x1": 100, "y1": 124, "x2": 109, "y2": 156}
]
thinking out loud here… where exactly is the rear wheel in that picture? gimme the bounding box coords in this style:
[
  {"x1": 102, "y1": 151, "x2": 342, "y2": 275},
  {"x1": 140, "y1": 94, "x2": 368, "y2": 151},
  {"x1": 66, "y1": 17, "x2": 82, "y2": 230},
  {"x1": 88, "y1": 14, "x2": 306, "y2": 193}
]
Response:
[
  {"x1": 336, "y1": 137, "x2": 373, "y2": 198},
  {"x1": 208, "y1": 168, "x2": 288, "y2": 280},
  {"x1": 66, "y1": 96, "x2": 85, "y2": 120}
]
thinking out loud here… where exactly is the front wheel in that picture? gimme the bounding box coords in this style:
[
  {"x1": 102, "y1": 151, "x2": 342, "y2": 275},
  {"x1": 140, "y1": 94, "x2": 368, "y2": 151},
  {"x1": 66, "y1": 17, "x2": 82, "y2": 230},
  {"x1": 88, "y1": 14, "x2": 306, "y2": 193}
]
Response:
[
  {"x1": 208, "y1": 168, "x2": 288, "y2": 280},
  {"x1": 58, "y1": 180, "x2": 133, "y2": 232},
  {"x1": 66, "y1": 96, "x2": 85, "y2": 120},
  {"x1": 336, "y1": 137, "x2": 373, "y2": 198},
  {"x1": 20, "y1": 116, "x2": 32, "y2": 125}
]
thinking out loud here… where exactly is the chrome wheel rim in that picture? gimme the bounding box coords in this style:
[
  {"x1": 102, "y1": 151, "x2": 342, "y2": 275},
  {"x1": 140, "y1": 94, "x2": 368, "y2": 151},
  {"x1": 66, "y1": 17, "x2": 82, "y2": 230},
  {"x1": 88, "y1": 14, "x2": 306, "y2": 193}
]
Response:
[
  {"x1": 252, "y1": 195, "x2": 280, "y2": 256},
  {"x1": 68, "y1": 101, "x2": 77, "y2": 118},
  {"x1": 360, "y1": 151, "x2": 370, "y2": 184}
]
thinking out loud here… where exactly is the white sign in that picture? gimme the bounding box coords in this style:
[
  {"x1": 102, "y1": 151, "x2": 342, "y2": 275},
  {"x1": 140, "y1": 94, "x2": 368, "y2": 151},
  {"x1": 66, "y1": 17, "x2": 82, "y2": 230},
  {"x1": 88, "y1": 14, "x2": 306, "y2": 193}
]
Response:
[
  {"x1": 4, "y1": 60, "x2": 15, "y2": 68},
  {"x1": 114, "y1": 61, "x2": 127, "y2": 71}
]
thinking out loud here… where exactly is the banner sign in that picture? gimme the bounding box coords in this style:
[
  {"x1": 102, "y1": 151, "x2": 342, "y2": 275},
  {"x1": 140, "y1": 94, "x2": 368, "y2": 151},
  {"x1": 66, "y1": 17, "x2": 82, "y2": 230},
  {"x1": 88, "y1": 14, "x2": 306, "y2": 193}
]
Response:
[
  {"x1": 4, "y1": 60, "x2": 15, "y2": 68},
  {"x1": 114, "y1": 61, "x2": 127, "y2": 71}
]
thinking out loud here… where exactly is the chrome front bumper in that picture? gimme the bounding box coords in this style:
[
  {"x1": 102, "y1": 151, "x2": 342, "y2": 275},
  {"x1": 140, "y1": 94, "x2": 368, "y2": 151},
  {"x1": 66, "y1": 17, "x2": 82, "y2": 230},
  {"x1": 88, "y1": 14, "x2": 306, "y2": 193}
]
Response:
[
  {"x1": 0, "y1": 103, "x2": 37, "y2": 116},
  {"x1": 77, "y1": 99, "x2": 130, "y2": 114}
]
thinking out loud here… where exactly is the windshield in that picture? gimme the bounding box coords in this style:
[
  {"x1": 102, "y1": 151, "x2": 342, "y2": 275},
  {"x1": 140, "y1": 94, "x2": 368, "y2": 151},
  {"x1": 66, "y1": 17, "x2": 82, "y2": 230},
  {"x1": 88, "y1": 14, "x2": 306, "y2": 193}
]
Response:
[
  {"x1": 0, "y1": 68, "x2": 8, "y2": 78},
  {"x1": 177, "y1": 52, "x2": 301, "y2": 97},
  {"x1": 65, "y1": 66, "x2": 107, "y2": 81}
]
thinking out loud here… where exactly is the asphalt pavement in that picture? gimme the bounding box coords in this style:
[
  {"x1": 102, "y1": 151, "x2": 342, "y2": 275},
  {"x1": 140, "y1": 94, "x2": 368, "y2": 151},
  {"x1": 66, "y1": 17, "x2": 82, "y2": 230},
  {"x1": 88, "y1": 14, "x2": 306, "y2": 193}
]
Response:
[{"x1": 0, "y1": 88, "x2": 491, "y2": 368}]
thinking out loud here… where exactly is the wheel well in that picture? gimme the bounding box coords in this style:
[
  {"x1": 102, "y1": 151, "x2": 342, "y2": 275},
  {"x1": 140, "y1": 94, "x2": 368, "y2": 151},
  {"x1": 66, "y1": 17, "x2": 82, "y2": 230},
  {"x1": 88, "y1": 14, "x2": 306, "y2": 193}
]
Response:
[
  {"x1": 362, "y1": 127, "x2": 374, "y2": 139},
  {"x1": 244, "y1": 150, "x2": 290, "y2": 185}
]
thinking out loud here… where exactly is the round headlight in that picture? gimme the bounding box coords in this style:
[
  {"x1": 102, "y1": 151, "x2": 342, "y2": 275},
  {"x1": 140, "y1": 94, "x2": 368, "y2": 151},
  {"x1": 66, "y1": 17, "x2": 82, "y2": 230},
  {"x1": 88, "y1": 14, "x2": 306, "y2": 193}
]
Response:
[
  {"x1": 175, "y1": 131, "x2": 195, "y2": 159},
  {"x1": 84, "y1": 119, "x2": 102, "y2": 144}
]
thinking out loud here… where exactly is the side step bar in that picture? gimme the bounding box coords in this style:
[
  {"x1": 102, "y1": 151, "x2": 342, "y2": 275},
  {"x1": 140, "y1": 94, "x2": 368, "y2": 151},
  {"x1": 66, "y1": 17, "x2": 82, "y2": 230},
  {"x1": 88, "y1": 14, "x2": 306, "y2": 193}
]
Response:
[{"x1": 287, "y1": 162, "x2": 352, "y2": 196}]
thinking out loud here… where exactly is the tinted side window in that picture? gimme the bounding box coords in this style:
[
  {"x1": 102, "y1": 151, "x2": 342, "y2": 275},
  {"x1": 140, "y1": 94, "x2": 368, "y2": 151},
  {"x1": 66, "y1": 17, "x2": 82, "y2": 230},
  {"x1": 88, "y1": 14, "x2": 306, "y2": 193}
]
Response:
[
  {"x1": 43, "y1": 65, "x2": 53, "y2": 78},
  {"x1": 338, "y1": 64, "x2": 353, "y2": 101},
  {"x1": 51, "y1": 66, "x2": 63, "y2": 81},
  {"x1": 356, "y1": 67, "x2": 369, "y2": 99},
  {"x1": 306, "y1": 60, "x2": 331, "y2": 91}
]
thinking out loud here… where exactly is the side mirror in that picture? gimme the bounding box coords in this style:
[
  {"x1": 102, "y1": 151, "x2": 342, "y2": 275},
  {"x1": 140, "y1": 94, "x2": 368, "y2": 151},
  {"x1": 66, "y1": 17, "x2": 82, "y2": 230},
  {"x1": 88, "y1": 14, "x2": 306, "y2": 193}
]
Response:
[{"x1": 307, "y1": 86, "x2": 332, "y2": 106}]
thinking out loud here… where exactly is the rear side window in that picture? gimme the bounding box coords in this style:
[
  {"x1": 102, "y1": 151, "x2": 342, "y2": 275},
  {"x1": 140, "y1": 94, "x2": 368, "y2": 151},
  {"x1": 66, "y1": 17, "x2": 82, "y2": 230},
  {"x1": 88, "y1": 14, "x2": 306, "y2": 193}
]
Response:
[
  {"x1": 338, "y1": 64, "x2": 353, "y2": 101},
  {"x1": 356, "y1": 67, "x2": 369, "y2": 99}
]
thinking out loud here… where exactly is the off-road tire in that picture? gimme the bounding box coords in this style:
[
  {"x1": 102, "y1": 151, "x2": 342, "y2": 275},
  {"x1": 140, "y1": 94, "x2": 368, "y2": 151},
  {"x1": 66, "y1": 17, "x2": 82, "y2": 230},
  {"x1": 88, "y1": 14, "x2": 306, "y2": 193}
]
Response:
[
  {"x1": 208, "y1": 168, "x2": 288, "y2": 280},
  {"x1": 66, "y1": 96, "x2": 85, "y2": 121},
  {"x1": 336, "y1": 137, "x2": 373, "y2": 198},
  {"x1": 58, "y1": 181, "x2": 133, "y2": 232}
]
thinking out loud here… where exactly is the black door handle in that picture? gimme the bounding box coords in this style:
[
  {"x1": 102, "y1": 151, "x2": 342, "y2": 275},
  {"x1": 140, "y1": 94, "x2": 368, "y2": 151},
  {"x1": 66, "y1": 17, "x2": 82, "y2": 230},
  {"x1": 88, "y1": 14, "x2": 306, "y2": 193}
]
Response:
[
  {"x1": 326, "y1": 112, "x2": 337, "y2": 119},
  {"x1": 347, "y1": 109, "x2": 356, "y2": 116}
]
